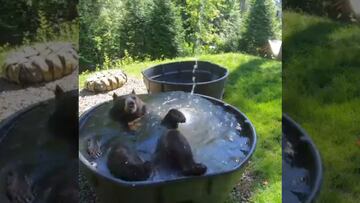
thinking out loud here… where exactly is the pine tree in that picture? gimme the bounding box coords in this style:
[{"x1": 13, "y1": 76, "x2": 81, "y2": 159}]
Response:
[
  {"x1": 119, "y1": 0, "x2": 152, "y2": 60},
  {"x1": 239, "y1": 0, "x2": 276, "y2": 55},
  {"x1": 148, "y1": 0, "x2": 183, "y2": 59},
  {"x1": 221, "y1": 0, "x2": 243, "y2": 52}
]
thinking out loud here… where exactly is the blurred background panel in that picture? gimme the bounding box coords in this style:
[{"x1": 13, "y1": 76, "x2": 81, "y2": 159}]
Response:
[
  {"x1": 283, "y1": 0, "x2": 360, "y2": 202},
  {"x1": 0, "y1": 0, "x2": 79, "y2": 119},
  {"x1": 0, "y1": 1, "x2": 79, "y2": 203}
]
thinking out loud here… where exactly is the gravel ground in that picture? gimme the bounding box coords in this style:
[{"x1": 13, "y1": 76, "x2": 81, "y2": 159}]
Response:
[{"x1": 0, "y1": 69, "x2": 78, "y2": 121}]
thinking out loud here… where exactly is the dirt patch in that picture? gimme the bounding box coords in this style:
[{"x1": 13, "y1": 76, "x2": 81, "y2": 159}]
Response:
[{"x1": 229, "y1": 166, "x2": 255, "y2": 203}]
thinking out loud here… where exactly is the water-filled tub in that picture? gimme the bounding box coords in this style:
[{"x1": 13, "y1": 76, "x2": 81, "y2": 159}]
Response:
[
  {"x1": 79, "y1": 92, "x2": 256, "y2": 203},
  {"x1": 142, "y1": 61, "x2": 228, "y2": 99}
]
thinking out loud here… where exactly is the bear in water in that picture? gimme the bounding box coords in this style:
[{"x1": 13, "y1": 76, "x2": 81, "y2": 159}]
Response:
[
  {"x1": 109, "y1": 90, "x2": 147, "y2": 131},
  {"x1": 157, "y1": 109, "x2": 207, "y2": 176},
  {"x1": 88, "y1": 90, "x2": 147, "y2": 159},
  {"x1": 107, "y1": 143, "x2": 152, "y2": 181}
]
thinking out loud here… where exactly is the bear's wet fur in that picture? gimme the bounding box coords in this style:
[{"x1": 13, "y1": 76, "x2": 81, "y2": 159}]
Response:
[
  {"x1": 157, "y1": 109, "x2": 207, "y2": 176},
  {"x1": 107, "y1": 143, "x2": 152, "y2": 181},
  {"x1": 161, "y1": 108, "x2": 186, "y2": 129},
  {"x1": 109, "y1": 90, "x2": 147, "y2": 130}
]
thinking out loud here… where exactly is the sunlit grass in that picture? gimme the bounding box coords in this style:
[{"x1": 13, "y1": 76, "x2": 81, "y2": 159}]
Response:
[{"x1": 284, "y1": 11, "x2": 360, "y2": 203}]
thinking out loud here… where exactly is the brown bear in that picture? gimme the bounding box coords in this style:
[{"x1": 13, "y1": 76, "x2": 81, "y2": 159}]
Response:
[
  {"x1": 107, "y1": 143, "x2": 152, "y2": 181},
  {"x1": 157, "y1": 109, "x2": 207, "y2": 176},
  {"x1": 109, "y1": 90, "x2": 147, "y2": 131}
]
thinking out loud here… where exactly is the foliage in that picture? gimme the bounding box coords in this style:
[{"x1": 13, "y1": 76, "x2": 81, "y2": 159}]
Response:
[
  {"x1": 79, "y1": 0, "x2": 122, "y2": 71},
  {"x1": 0, "y1": 1, "x2": 79, "y2": 76},
  {"x1": 239, "y1": 0, "x2": 277, "y2": 55},
  {"x1": 177, "y1": 0, "x2": 243, "y2": 54},
  {"x1": 35, "y1": 9, "x2": 56, "y2": 42},
  {"x1": 79, "y1": 0, "x2": 184, "y2": 70},
  {"x1": 0, "y1": 0, "x2": 78, "y2": 45},
  {"x1": 118, "y1": 0, "x2": 152, "y2": 60},
  {"x1": 79, "y1": 0, "x2": 281, "y2": 71},
  {"x1": 147, "y1": 0, "x2": 184, "y2": 59},
  {"x1": 283, "y1": 0, "x2": 359, "y2": 22},
  {"x1": 283, "y1": 11, "x2": 360, "y2": 203}
]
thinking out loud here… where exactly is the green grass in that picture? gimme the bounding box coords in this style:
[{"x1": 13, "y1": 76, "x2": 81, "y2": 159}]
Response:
[
  {"x1": 80, "y1": 53, "x2": 282, "y2": 202},
  {"x1": 283, "y1": 11, "x2": 360, "y2": 203}
]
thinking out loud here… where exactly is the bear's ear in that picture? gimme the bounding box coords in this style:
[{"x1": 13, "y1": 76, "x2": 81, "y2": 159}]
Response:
[
  {"x1": 131, "y1": 89, "x2": 136, "y2": 95},
  {"x1": 54, "y1": 85, "x2": 64, "y2": 98},
  {"x1": 113, "y1": 93, "x2": 118, "y2": 100}
]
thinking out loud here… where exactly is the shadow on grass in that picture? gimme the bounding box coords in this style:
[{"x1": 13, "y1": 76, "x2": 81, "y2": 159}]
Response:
[
  {"x1": 224, "y1": 58, "x2": 263, "y2": 101},
  {"x1": 283, "y1": 12, "x2": 360, "y2": 202},
  {"x1": 284, "y1": 20, "x2": 360, "y2": 105},
  {"x1": 225, "y1": 58, "x2": 281, "y2": 104},
  {"x1": 223, "y1": 57, "x2": 282, "y2": 202},
  {"x1": 284, "y1": 21, "x2": 340, "y2": 60}
]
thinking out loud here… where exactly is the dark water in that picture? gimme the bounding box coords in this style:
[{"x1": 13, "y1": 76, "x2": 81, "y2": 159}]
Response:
[
  {"x1": 151, "y1": 71, "x2": 218, "y2": 83},
  {"x1": 0, "y1": 100, "x2": 74, "y2": 203},
  {"x1": 282, "y1": 134, "x2": 311, "y2": 203},
  {"x1": 79, "y1": 92, "x2": 251, "y2": 182}
]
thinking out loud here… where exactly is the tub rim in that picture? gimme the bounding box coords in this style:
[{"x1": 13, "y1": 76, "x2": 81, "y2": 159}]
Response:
[
  {"x1": 283, "y1": 114, "x2": 323, "y2": 203},
  {"x1": 141, "y1": 60, "x2": 229, "y2": 86}
]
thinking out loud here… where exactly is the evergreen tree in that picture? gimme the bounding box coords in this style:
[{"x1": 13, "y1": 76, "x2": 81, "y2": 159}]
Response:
[
  {"x1": 119, "y1": 0, "x2": 153, "y2": 60},
  {"x1": 220, "y1": 0, "x2": 243, "y2": 52},
  {"x1": 239, "y1": 0, "x2": 276, "y2": 55},
  {"x1": 80, "y1": 0, "x2": 121, "y2": 70},
  {"x1": 148, "y1": 0, "x2": 183, "y2": 59}
]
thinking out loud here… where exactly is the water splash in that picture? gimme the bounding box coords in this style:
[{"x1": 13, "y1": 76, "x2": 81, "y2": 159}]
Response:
[
  {"x1": 190, "y1": 60, "x2": 198, "y2": 94},
  {"x1": 191, "y1": 0, "x2": 204, "y2": 95}
]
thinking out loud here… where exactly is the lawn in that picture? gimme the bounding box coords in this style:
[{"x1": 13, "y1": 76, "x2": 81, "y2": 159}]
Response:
[
  {"x1": 283, "y1": 11, "x2": 360, "y2": 202},
  {"x1": 80, "y1": 53, "x2": 282, "y2": 203}
]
